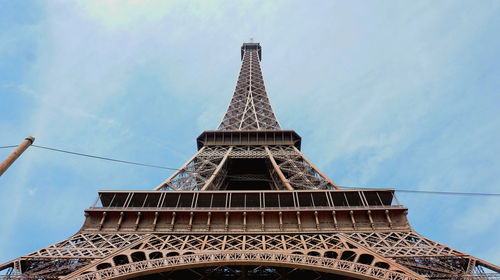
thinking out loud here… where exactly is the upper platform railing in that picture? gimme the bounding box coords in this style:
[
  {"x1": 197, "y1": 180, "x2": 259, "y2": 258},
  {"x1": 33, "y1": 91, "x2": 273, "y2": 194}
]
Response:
[
  {"x1": 89, "y1": 189, "x2": 404, "y2": 212},
  {"x1": 197, "y1": 130, "x2": 301, "y2": 150}
]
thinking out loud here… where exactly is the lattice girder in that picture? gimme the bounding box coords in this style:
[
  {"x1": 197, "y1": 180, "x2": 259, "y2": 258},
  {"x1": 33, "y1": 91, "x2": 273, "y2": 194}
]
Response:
[
  {"x1": 66, "y1": 253, "x2": 423, "y2": 280},
  {"x1": 61, "y1": 232, "x2": 423, "y2": 280},
  {"x1": 218, "y1": 44, "x2": 280, "y2": 131},
  {"x1": 266, "y1": 145, "x2": 337, "y2": 190},
  {"x1": 345, "y1": 232, "x2": 464, "y2": 258},
  {"x1": 155, "y1": 145, "x2": 337, "y2": 191},
  {"x1": 344, "y1": 231, "x2": 500, "y2": 278},
  {"x1": 155, "y1": 146, "x2": 231, "y2": 191},
  {"x1": 0, "y1": 233, "x2": 145, "y2": 279},
  {"x1": 5, "y1": 230, "x2": 496, "y2": 279}
]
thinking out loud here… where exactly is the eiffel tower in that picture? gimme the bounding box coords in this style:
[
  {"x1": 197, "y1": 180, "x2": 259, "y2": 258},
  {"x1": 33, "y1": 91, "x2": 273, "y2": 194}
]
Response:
[{"x1": 1, "y1": 42, "x2": 499, "y2": 280}]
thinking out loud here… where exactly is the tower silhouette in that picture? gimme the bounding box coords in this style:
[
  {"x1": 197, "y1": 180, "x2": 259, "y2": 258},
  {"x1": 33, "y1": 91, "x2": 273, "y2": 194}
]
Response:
[{"x1": 1, "y1": 42, "x2": 498, "y2": 280}]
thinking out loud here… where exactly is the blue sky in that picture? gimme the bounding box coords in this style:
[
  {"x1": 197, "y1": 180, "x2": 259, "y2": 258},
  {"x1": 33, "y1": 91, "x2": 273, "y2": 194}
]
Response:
[{"x1": 1, "y1": 0, "x2": 499, "y2": 266}]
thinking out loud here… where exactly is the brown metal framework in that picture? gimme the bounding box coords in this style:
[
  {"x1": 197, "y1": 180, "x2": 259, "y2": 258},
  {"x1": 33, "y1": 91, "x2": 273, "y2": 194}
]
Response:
[{"x1": 1, "y1": 42, "x2": 498, "y2": 280}]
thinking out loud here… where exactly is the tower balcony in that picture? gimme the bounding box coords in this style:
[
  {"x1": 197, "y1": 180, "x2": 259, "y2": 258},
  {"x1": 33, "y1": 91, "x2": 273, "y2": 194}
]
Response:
[
  {"x1": 241, "y1": 42, "x2": 262, "y2": 60},
  {"x1": 197, "y1": 130, "x2": 301, "y2": 150},
  {"x1": 82, "y1": 189, "x2": 409, "y2": 233}
]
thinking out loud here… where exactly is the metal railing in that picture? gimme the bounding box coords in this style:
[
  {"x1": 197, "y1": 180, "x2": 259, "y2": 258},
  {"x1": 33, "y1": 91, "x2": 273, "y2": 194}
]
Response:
[{"x1": 89, "y1": 189, "x2": 402, "y2": 211}]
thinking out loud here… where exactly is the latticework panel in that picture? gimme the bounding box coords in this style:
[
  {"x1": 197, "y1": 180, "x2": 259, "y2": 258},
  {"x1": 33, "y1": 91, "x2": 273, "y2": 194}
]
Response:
[
  {"x1": 3, "y1": 231, "x2": 498, "y2": 280},
  {"x1": 127, "y1": 233, "x2": 352, "y2": 253},
  {"x1": 229, "y1": 146, "x2": 268, "y2": 158},
  {"x1": 25, "y1": 233, "x2": 144, "y2": 258},
  {"x1": 345, "y1": 232, "x2": 462, "y2": 258},
  {"x1": 156, "y1": 146, "x2": 231, "y2": 191},
  {"x1": 396, "y1": 257, "x2": 471, "y2": 279},
  {"x1": 9, "y1": 258, "x2": 92, "y2": 280},
  {"x1": 267, "y1": 146, "x2": 336, "y2": 190},
  {"x1": 69, "y1": 252, "x2": 420, "y2": 280},
  {"x1": 218, "y1": 47, "x2": 280, "y2": 131},
  {"x1": 60, "y1": 232, "x2": 422, "y2": 280},
  {"x1": 156, "y1": 145, "x2": 336, "y2": 191},
  {"x1": 0, "y1": 233, "x2": 145, "y2": 279},
  {"x1": 344, "y1": 232, "x2": 500, "y2": 279}
]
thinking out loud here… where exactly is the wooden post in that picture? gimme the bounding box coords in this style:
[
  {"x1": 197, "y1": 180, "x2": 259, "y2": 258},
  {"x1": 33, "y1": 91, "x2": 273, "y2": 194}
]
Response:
[{"x1": 0, "y1": 136, "x2": 35, "y2": 177}]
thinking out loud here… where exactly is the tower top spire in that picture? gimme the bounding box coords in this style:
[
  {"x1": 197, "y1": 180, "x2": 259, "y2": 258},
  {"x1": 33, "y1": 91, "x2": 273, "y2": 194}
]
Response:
[
  {"x1": 218, "y1": 42, "x2": 279, "y2": 130},
  {"x1": 241, "y1": 42, "x2": 262, "y2": 60}
]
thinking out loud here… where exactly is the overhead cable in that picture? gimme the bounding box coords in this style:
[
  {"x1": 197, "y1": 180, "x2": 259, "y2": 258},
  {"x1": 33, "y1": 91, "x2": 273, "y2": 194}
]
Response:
[
  {"x1": 31, "y1": 145, "x2": 180, "y2": 172},
  {"x1": 339, "y1": 186, "x2": 500, "y2": 196},
  {"x1": 0, "y1": 145, "x2": 18, "y2": 149},
  {"x1": 1, "y1": 143, "x2": 498, "y2": 197}
]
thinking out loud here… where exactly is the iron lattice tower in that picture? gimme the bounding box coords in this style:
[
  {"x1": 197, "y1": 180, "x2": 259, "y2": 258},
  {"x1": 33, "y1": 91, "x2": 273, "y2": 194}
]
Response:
[{"x1": 1, "y1": 43, "x2": 499, "y2": 280}]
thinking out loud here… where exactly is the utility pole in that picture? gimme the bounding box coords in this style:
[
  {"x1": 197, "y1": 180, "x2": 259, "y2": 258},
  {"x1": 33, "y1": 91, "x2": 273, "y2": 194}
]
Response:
[{"x1": 0, "y1": 136, "x2": 35, "y2": 176}]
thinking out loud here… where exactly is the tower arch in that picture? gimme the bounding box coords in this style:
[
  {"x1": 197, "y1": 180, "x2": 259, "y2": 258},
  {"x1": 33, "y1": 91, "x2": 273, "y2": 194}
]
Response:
[{"x1": 67, "y1": 252, "x2": 417, "y2": 280}]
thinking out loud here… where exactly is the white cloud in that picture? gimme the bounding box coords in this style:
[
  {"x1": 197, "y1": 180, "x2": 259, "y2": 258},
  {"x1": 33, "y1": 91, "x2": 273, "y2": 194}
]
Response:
[{"x1": 75, "y1": 0, "x2": 179, "y2": 29}]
